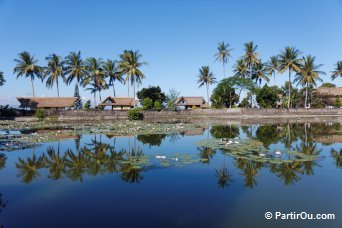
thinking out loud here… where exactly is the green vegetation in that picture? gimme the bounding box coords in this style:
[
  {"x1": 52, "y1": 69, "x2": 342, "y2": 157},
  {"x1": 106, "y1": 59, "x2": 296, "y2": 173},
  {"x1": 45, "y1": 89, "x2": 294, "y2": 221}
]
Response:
[
  {"x1": 141, "y1": 98, "x2": 154, "y2": 110},
  {"x1": 84, "y1": 100, "x2": 91, "y2": 110},
  {"x1": 166, "y1": 88, "x2": 180, "y2": 111},
  {"x1": 214, "y1": 41, "x2": 233, "y2": 78},
  {"x1": 35, "y1": 109, "x2": 45, "y2": 121},
  {"x1": 210, "y1": 79, "x2": 239, "y2": 108},
  {"x1": 73, "y1": 84, "x2": 83, "y2": 110},
  {"x1": 45, "y1": 54, "x2": 66, "y2": 97},
  {"x1": 128, "y1": 108, "x2": 144, "y2": 120},
  {"x1": 331, "y1": 61, "x2": 342, "y2": 80},
  {"x1": 255, "y1": 84, "x2": 280, "y2": 108}
]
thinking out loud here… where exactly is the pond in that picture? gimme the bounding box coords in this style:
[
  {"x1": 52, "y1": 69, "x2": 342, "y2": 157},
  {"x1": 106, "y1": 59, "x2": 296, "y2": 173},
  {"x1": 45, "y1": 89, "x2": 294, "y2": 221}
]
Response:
[{"x1": 0, "y1": 122, "x2": 341, "y2": 228}]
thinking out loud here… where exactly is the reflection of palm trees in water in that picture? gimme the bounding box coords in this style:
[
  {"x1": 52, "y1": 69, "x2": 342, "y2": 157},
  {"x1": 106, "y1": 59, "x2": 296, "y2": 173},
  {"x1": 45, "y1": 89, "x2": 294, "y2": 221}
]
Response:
[
  {"x1": 0, "y1": 192, "x2": 8, "y2": 215},
  {"x1": 15, "y1": 148, "x2": 45, "y2": 183},
  {"x1": 331, "y1": 148, "x2": 342, "y2": 168},
  {"x1": 235, "y1": 158, "x2": 262, "y2": 189},
  {"x1": 0, "y1": 153, "x2": 7, "y2": 170},
  {"x1": 198, "y1": 147, "x2": 216, "y2": 164},
  {"x1": 276, "y1": 162, "x2": 302, "y2": 186},
  {"x1": 45, "y1": 142, "x2": 67, "y2": 180}
]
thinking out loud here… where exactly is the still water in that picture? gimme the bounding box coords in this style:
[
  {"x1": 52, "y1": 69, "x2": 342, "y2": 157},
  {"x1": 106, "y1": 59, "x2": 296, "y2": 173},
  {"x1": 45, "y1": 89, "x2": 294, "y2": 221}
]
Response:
[{"x1": 0, "y1": 122, "x2": 341, "y2": 228}]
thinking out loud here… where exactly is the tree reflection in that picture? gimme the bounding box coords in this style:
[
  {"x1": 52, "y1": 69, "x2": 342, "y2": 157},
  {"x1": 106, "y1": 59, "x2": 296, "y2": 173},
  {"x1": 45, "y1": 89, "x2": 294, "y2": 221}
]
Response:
[
  {"x1": 45, "y1": 143, "x2": 66, "y2": 180},
  {"x1": 65, "y1": 148, "x2": 87, "y2": 182},
  {"x1": 137, "y1": 134, "x2": 166, "y2": 147},
  {"x1": 235, "y1": 158, "x2": 262, "y2": 189},
  {"x1": 0, "y1": 153, "x2": 7, "y2": 170},
  {"x1": 198, "y1": 147, "x2": 216, "y2": 164},
  {"x1": 210, "y1": 125, "x2": 239, "y2": 139},
  {"x1": 16, "y1": 149, "x2": 45, "y2": 184},
  {"x1": 0, "y1": 192, "x2": 7, "y2": 215},
  {"x1": 331, "y1": 148, "x2": 342, "y2": 168}
]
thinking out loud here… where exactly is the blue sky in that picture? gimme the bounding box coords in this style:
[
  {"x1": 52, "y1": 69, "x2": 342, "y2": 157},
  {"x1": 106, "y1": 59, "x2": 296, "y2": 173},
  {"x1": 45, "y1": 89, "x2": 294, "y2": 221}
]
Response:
[{"x1": 0, "y1": 0, "x2": 341, "y2": 105}]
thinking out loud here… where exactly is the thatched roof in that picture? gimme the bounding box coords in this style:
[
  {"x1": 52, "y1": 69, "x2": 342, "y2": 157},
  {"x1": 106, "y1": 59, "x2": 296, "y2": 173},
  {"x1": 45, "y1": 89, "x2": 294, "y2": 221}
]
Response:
[
  {"x1": 176, "y1": 96, "x2": 208, "y2": 107},
  {"x1": 17, "y1": 97, "x2": 77, "y2": 109},
  {"x1": 100, "y1": 97, "x2": 138, "y2": 106},
  {"x1": 316, "y1": 87, "x2": 342, "y2": 97}
]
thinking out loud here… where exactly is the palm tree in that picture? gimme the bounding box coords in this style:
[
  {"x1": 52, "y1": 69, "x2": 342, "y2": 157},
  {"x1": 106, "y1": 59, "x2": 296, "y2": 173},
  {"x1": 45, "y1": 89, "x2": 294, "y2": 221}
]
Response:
[
  {"x1": 0, "y1": 71, "x2": 5, "y2": 86},
  {"x1": 214, "y1": 42, "x2": 233, "y2": 78},
  {"x1": 331, "y1": 61, "x2": 342, "y2": 80},
  {"x1": 65, "y1": 51, "x2": 85, "y2": 86},
  {"x1": 266, "y1": 55, "x2": 279, "y2": 85},
  {"x1": 252, "y1": 61, "x2": 270, "y2": 85},
  {"x1": 85, "y1": 82, "x2": 98, "y2": 107},
  {"x1": 278, "y1": 46, "x2": 302, "y2": 109},
  {"x1": 294, "y1": 55, "x2": 325, "y2": 108},
  {"x1": 83, "y1": 58, "x2": 107, "y2": 102},
  {"x1": 233, "y1": 59, "x2": 248, "y2": 78},
  {"x1": 243, "y1": 41, "x2": 260, "y2": 79},
  {"x1": 197, "y1": 66, "x2": 217, "y2": 107},
  {"x1": 118, "y1": 50, "x2": 147, "y2": 104},
  {"x1": 103, "y1": 59, "x2": 123, "y2": 97},
  {"x1": 13, "y1": 51, "x2": 43, "y2": 97},
  {"x1": 44, "y1": 54, "x2": 66, "y2": 97}
]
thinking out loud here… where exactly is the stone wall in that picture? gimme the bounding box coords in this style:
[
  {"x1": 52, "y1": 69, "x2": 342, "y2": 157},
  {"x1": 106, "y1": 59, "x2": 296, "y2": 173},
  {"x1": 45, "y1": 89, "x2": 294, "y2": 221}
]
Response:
[{"x1": 42, "y1": 108, "x2": 342, "y2": 121}]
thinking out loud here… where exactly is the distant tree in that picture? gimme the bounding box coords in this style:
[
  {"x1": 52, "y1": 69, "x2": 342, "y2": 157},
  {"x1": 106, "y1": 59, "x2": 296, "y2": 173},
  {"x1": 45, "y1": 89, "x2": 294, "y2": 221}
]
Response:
[
  {"x1": 210, "y1": 79, "x2": 239, "y2": 108},
  {"x1": 233, "y1": 59, "x2": 248, "y2": 78},
  {"x1": 256, "y1": 84, "x2": 280, "y2": 108},
  {"x1": 73, "y1": 84, "x2": 83, "y2": 110},
  {"x1": 154, "y1": 101, "x2": 162, "y2": 111},
  {"x1": 214, "y1": 41, "x2": 233, "y2": 78},
  {"x1": 118, "y1": 50, "x2": 147, "y2": 103},
  {"x1": 239, "y1": 97, "x2": 250, "y2": 108},
  {"x1": 83, "y1": 58, "x2": 107, "y2": 102},
  {"x1": 266, "y1": 55, "x2": 279, "y2": 85},
  {"x1": 278, "y1": 46, "x2": 302, "y2": 109},
  {"x1": 45, "y1": 54, "x2": 66, "y2": 97},
  {"x1": 65, "y1": 51, "x2": 85, "y2": 87},
  {"x1": 331, "y1": 61, "x2": 342, "y2": 80},
  {"x1": 13, "y1": 51, "x2": 43, "y2": 97},
  {"x1": 196, "y1": 66, "x2": 217, "y2": 107},
  {"x1": 0, "y1": 71, "x2": 5, "y2": 86},
  {"x1": 137, "y1": 86, "x2": 166, "y2": 105},
  {"x1": 166, "y1": 88, "x2": 180, "y2": 111},
  {"x1": 103, "y1": 59, "x2": 123, "y2": 97},
  {"x1": 243, "y1": 41, "x2": 260, "y2": 79},
  {"x1": 225, "y1": 75, "x2": 255, "y2": 97},
  {"x1": 252, "y1": 61, "x2": 270, "y2": 85},
  {"x1": 141, "y1": 98, "x2": 154, "y2": 110},
  {"x1": 320, "y1": 82, "x2": 336, "y2": 88},
  {"x1": 294, "y1": 55, "x2": 325, "y2": 108}
]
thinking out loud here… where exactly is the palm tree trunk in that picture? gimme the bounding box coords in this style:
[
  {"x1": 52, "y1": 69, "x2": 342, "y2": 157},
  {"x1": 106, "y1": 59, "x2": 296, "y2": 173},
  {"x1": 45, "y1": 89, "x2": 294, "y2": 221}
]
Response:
[
  {"x1": 94, "y1": 92, "x2": 96, "y2": 108},
  {"x1": 288, "y1": 70, "x2": 291, "y2": 109},
  {"x1": 223, "y1": 62, "x2": 226, "y2": 79},
  {"x1": 133, "y1": 77, "x2": 136, "y2": 107},
  {"x1": 56, "y1": 79, "x2": 59, "y2": 97},
  {"x1": 305, "y1": 82, "x2": 308, "y2": 108},
  {"x1": 206, "y1": 84, "x2": 210, "y2": 107},
  {"x1": 99, "y1": 89, "x2": 102, "y2": 102},
  {"x1": 31, "y1": 77, "x2": 35, "y2": 97},
  {"x1": 127, "y1": 82, "x2": 130, "y2": 97},
  {"x1": 112, "y1": 83, "x2": 115, "y2": 97}
]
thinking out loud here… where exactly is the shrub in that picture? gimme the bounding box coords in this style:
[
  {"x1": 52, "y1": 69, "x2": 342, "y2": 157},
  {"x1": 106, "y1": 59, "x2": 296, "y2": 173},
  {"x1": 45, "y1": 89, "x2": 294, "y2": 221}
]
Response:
[
  {"x1": 142, "y1": 98, "x2": 154, "y2": 110},
  {"x1": 154, "y1": 101, "x2": 162, "y2": 111},
  {"x1": 128, "y1": 108, "x2": 144, "y2": 120},
  {"x1": 84, "y1": 100, "x2": 91, "y2": 110},
  {"x1": 35, "y1": 108, "x2": 45, "y2": 121},
  {"x1": 192, "y1": 105, "x2": 198, "y2": 109}
]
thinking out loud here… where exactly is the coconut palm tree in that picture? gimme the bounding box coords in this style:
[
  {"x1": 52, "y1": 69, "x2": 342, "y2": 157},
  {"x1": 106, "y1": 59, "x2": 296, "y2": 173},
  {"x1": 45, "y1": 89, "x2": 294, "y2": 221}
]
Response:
[
  {"x1": 278, "y1": 46, "x2": 302, "y2": 109},
  {"x1": 197, "y1": 66, "x2": 217, "y2": 107},
  {"x1": 266, "y1": 55, "x2": 279, "y2": 85},
  {"x1": 65, "y1": 51, "x2": 85, "y2": 86},
  {"x1": 214, "y1": 41, "x2": 233, "y2": 78},
  {"x1": 252, "y1": 61, "x2": 270, "y2": 85},
  {"x1": 0, "y1": 71, "x2": 5, "y2": 86},
  {"x1": 85, "y1": 82, "x2": 98, "y2": 108},
  {"x1": 44, "y1": 54, "x2": 66, "y2": 97},
  {"x1": 331, "y1": 61, "x2": 342, "y2": 80},
  {"x1": 294, "y1": 55, "x2": 325, "y2": 108},
  {"x1": 242, "y1": 41, "x2": 260, "y2": 79},
  {"x1": 83, "y1": 58, "x2": 107, "y2": 102},
  {"x1": 103, "y1": 59, "x2": 123, "y2": 97},
  {"x1": 118, "y1": 50, "x2": 147, "y2": 104},
  {"x1": 13, "y1": 51, "x2": 43, "y2": 97},
  {"x1": 233, "y1": 59, "x2": 248, "y2": 78}
]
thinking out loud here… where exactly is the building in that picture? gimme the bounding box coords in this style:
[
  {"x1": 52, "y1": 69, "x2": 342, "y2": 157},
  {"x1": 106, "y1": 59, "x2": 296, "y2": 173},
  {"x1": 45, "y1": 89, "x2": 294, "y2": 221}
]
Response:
[
  {"x1": 16, "y1": 97, "x2": 77, "y2": 110},
  {"x1": 99, "y1": 97, "x2": 138, "y2": 110},
  {"x1": 175, "y1": 96, "x2": 208, "y2": 109},
  {"x1": 316, "y1": 87, "x2": 342, "y2": 98}
]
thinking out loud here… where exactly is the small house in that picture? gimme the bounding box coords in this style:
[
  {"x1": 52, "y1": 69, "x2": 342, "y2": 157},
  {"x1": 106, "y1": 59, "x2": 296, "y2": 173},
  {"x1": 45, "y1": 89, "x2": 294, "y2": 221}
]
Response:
[
  {"x1": 175, "y1": 96, "x2": 208, "y2": 109},
  {"x1": 99, "y1": 97, "x2": 138, "y2": 110}
]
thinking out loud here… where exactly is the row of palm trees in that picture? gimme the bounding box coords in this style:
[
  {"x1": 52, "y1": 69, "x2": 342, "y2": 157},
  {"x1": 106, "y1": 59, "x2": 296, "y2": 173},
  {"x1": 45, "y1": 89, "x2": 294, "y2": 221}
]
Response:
[
  {"x1": 13, "y1": 50, "x2": 147, "y2": 106},
  {"x1": 204, "y1": 41, "x2": 342, "y2": 108}
]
